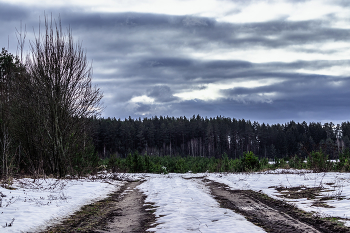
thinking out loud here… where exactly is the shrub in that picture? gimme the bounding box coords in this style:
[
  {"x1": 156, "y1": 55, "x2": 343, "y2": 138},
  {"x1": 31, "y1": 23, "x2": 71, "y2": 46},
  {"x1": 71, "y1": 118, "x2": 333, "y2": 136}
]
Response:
[
  {"x1": 231, "y1": 158, "x2": 243, "y2": 172},
  {"x1": 288, "y1": 155, "x2": 305, "y2": 169},
  {"x1": 307, "y1": 150, "x2": 332, "y2": 172},
  {"x1": 220, "y1": 153, "x2": 231, "y2": 172},
  {"x1": 241, "y1": 151, "x2": 260, "y2": 171},
  {"x1": 259, "y1": 157, "x2": 269, "y2": 170},
  {"x1": 175, "y1": 158, "x2": 186, "y2": 173},
  {"x1": 274, "y1": 158, "x2": 289, "y2": 169},
  {"x1": 337, "y1": 149, "x2": 350, "y2": 172}
]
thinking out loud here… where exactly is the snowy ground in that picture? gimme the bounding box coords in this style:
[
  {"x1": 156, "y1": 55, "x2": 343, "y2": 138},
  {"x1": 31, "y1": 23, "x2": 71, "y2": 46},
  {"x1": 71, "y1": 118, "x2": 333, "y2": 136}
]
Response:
[
  {"x1": 139, "y1": 171, "x2": 350, "y2": 231},
  {"x1": 0, "y1": 174, "x2": 126, "y2": 232},
  {"x1": 203, "y1": 170, "x2": 350, "y2": 226},
  {"x1": 1, "y1": 170, "x2": 350, "y2": 232},
  {"x1": 138, "y1": 174, "x2": 265, "y2": 233}
]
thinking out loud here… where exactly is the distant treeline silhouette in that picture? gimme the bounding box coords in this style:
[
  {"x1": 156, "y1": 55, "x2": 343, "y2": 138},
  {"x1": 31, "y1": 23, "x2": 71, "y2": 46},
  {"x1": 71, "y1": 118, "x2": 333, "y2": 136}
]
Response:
[{"x1": 91, "y1": 115, "x2": 350, "y2": 160}]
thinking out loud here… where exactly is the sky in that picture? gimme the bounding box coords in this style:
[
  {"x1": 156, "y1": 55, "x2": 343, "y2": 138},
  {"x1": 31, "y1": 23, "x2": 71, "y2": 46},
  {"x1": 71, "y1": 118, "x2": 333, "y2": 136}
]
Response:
[{"x1": 1, "y1": 0, "x2": 350, "y2": 124}]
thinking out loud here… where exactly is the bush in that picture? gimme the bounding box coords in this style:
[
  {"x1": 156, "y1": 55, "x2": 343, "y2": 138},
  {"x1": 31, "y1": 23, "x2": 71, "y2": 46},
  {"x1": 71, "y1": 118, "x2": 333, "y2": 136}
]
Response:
[
  {"x1": 241, "y1": 151, "x2": 260, "y2": 171},
  {"x1": 307, "y1": 150, "x2": 332, "y2": 172},
  {"x1": 259, "y1": 157, "x2": 269, "y2": 170},
  {"x1": 175, "y1": 158, "x2": 186, "y2": 173},
  {"x1": 288, "y1": 155, "x2": 305, "y2": 169},
  {"x1": 274, "y1": 158, "x2": 288, "y2": 169},
  {"x1": 100, "y1": 150, "x2": 350, "y2": 174},
  {"x1": 231, "y1": 158, "x2": 243, "y2": 172},
  {"x1": 337, "y1": 149, "x2": 350, "y2": 172},
  {"x1": 220, "y1": 153, "x2": 231, "y2": 172},
  {"x1": 71, "y1": 143, "x2": 100, "y2": 176}
]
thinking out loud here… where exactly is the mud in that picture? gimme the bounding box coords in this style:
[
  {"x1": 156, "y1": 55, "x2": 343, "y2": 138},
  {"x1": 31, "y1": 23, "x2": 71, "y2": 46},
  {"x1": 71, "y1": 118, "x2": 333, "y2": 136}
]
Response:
[
  {"x1": 43, "y1": 181, "x2": 156, "y2": 233},
  {"x1": 203, "y1": 179, "x2": 350, "y2": 233},
  {"x1": 44, "y1": 176, "x2": 350, "y2": 233},
  {"x1": 96, "y1": 181, "x2": 155, "y2": 233}
]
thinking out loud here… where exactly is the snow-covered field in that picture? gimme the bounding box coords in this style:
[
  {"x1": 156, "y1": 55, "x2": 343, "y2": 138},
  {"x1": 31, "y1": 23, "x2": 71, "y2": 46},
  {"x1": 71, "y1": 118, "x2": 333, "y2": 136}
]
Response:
[
  {"x1": 204, "y1": 170, "x2": 350, "y2": 224},
  {"x1": 1, "y1": 170, "x2": 350, "y2": 232},
  {"x1": 0, "y1": 174, "x2": 125, "y2": 232}
]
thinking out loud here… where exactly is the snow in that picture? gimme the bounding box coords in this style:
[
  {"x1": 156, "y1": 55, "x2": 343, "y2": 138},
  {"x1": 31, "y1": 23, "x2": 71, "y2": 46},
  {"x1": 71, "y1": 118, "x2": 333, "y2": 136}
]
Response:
[
  {"x1": 0, "y1": 175, "x2": 124, "y2": 232},
  {"x1": 138, "y1": 174, "x2": 266, "y2": 233},
  {"x1": 204, "y1": 170, "x2": 350, "y2": 226},
  {"x1": 1, "y1": 170, "x2": 350, "y2": 232}
]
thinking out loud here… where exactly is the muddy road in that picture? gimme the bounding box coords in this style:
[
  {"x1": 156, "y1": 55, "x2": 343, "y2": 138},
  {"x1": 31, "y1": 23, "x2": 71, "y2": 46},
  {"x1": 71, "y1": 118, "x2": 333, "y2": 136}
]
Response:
[
  {"x1": 43, "y1": 181, "x2": 156, "y2": 233},
  {"x1": 203, "y1": 178, "x2": 350, "y2": 233},
  {"x1": 206, "y1": 179, "x2": 320, "y2": 233},
  {"x1": 44, "y1": 177, "x2": 350, "y2": 233},
  {"x1": 96, "y1": 181, "x2": 155, "y2": 233}
]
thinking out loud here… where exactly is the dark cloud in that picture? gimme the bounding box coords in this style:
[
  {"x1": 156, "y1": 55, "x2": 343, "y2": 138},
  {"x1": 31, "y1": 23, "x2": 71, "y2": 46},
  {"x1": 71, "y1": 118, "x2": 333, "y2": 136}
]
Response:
[
  {"x1": 143, "y1": 58, "x2": 194, "y2": 68},
  {"x1": 147, "y1": 85, "x2": 178, "y2": 103},
  {"x1": 55, "y1": 12, "x2": 350, "y2": 58},
  {"x1": 223, "y1": 75, "x2": 350, "y2": 98},
  {"x1": 1, "y1": 4, "x2": 350, "y2": 124},
  {"x1": 135, "y1": 103, "x2": 152, "y2": 113},
  {"x1": 0, "y1": 2, "x2": 29, "y2": 21}
]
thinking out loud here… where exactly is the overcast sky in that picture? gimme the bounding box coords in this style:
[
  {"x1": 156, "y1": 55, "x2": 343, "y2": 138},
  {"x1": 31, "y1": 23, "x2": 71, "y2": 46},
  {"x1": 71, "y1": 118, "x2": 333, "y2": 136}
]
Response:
[{"x1": 1, "y1": 0, "x2": 350, "y2": 124}]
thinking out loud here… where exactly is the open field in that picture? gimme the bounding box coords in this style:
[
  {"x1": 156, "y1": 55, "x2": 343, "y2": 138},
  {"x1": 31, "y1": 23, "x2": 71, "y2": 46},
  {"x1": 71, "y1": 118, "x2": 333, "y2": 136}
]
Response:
[{"x1": 1, "y1": 170, "x2": 350, "y2": 232}]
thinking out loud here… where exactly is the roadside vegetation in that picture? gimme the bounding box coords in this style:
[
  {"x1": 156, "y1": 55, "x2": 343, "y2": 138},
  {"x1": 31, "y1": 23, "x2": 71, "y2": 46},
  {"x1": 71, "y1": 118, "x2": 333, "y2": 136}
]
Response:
[{"x1": 101, "y1": 149, "x2": 350, "y2": 174}]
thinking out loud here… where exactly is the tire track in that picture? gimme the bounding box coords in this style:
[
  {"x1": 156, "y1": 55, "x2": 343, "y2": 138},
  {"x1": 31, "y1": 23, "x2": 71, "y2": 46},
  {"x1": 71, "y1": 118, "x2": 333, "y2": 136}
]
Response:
[
  {"x1": 203, "y1": 179, "x2": 349, "y2": 233},
  {"x1": 97, "y1": 181, "x2": 156, "y2": 233},
  {"x1": 43, "y1": 181, "x2": 156, "y2": 233}
]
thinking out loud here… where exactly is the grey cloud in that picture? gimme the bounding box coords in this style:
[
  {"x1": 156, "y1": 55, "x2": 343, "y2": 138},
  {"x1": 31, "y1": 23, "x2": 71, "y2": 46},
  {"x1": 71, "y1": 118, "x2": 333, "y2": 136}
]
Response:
[
  {"x1": 59, "y1": 12, "x2": 350, "y2": 58},
  {"x1": 223, "y1": 75, "x2": 350, "y2": 97},
  {"x1": 221, "y1": 75, "x2": 350, "y2": 117},
  {"x1": 2, "y1": 6, "x2": 350, "y2": 124},
  {"x1": 330, "y1": 0, "x2": 350, "y2": 7},
  {"x1": 147, "y1": 85, "x2": 179, "y2": 103},
  {"x1": 143, "y1": 58, "x2": 194, "y2": 68},
  {"x1": 4, "y1": 10, "x2": 349, "y2": 57},
  {"x1": 113, "y1": 55, "x2": 348, "y2": 86},
  {"x1": 0, "y1": 2, "x2": 29, "y2": 21},
  {"x1": 135, "y1": 103, "x2": 151, "y2": 113}
]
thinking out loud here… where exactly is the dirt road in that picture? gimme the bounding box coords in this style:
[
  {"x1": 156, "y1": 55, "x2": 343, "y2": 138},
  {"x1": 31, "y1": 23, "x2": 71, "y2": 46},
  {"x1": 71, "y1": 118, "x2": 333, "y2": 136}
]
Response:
[
  {"x1": 43, "y1": 181, "x2": 156, "y2": 233},
  {"x1": 96, "y1": 181, "x2": 155, "y2": 233},
  {"x1": 203, "y1": 178, "x2": 349, "y2": 233},
  {"x1": 44, "y1": 177, "x2": 349, "y2": 233}
]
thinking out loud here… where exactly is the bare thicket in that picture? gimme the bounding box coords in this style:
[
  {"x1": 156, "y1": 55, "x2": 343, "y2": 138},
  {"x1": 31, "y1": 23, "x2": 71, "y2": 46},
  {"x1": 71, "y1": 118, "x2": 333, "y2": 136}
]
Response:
[
  {"x1": 23, "y1": 15, "x2": 103, "y2": 177},
  {"x1": 0, "y1": 15, "x2": 103, "y2": 178}
]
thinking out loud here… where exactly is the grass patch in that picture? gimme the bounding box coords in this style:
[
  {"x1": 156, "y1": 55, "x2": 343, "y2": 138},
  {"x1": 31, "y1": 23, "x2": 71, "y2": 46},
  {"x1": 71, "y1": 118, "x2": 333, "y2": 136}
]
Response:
[{"x1": 275, "y1": 185, "x2": 322, "y2": 199}]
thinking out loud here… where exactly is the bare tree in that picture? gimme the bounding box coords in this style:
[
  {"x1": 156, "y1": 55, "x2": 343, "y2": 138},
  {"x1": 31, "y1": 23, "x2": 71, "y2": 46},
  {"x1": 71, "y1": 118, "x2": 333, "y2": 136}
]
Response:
[{"x1": 24, "y1": 15, "x2": 103, "y2": 176}]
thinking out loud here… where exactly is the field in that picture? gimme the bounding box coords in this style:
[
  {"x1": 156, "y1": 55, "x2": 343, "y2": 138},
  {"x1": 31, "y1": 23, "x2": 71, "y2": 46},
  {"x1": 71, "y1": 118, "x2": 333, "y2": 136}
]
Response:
[{"x1": 1, "y1": 170, "x2": 350, "y2": 232}]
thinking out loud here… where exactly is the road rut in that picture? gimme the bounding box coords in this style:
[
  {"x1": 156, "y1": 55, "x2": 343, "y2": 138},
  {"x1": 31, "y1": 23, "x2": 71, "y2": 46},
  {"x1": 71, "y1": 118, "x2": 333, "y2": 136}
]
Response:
[
  {"x1": 203, "y1": 178, "x2": 349, "y2": 233},
  {"x1": 97, "y1": 181, "x2": 154, "y2": 233}
]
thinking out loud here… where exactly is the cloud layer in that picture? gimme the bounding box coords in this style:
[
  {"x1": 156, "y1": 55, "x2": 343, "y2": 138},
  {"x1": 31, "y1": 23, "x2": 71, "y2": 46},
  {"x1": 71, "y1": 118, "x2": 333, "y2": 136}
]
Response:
[{"x1": 1, "y1": 0, "x2": 350, "y2": 124}]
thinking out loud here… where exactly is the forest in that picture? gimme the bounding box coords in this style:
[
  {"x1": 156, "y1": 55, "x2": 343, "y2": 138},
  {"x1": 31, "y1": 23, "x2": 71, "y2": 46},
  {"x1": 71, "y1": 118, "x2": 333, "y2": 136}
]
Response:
[{"x1": 91, "y1": 115, "x2": 350, "y2": 160}]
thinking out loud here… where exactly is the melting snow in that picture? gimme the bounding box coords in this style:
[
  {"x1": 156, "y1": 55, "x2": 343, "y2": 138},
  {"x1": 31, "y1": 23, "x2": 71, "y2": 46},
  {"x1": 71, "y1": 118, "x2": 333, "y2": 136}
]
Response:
[
  {"x1": 205, "y1": 170, "x2": 350, "y2": 226},
  {"x1": 138, "y1": 174, "x2": 266, "y2": 233},
  {"x1": 0, "y1": 176, "x2": 124, "y2": 232},
  {"x1": 1, "y1": 170, "x2": 350, "y2": 232}
]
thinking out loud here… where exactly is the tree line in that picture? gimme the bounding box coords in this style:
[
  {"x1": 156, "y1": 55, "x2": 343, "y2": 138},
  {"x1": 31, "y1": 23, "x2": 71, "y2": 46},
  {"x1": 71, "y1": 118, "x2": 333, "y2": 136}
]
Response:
[{"x1": 92, "y1": 115, "x2": 350, "y2": 160}]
